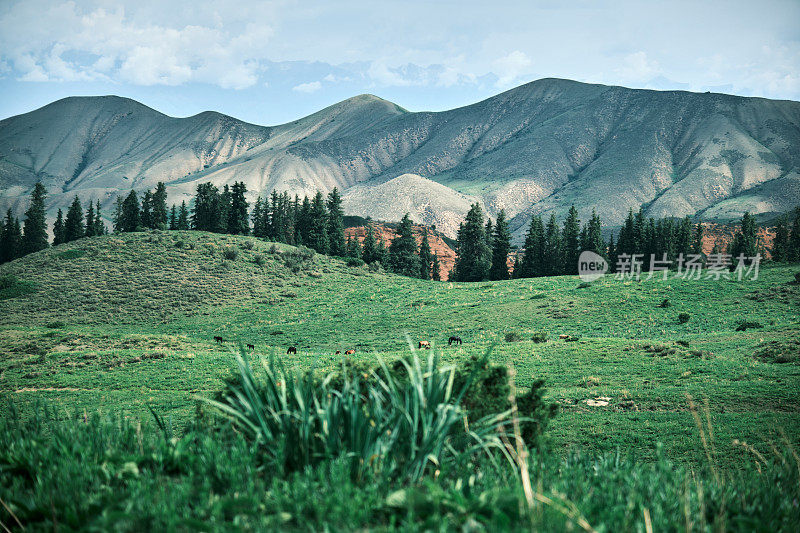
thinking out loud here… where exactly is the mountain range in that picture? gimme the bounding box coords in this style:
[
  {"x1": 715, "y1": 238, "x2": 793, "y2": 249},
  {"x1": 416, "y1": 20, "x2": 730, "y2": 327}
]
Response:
[{"x1": 1, "y1": 78, "x2": 799, "y2": 240}]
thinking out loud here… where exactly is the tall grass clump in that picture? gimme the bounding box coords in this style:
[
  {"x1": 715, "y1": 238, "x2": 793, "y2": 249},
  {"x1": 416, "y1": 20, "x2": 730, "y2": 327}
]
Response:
[{"x1": 206, "y1": 350, "x2": 512, "y2": 482}]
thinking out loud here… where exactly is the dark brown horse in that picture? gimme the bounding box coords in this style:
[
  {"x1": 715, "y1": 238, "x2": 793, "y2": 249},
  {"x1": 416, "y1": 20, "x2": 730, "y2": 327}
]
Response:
[
  {"x1": 287, "y1": 346, "x2": 297, "y2": 354},
  {"x1": 246, "y1": 343, "x2": 255, "y2": 350},
  {"x1": 214, "y1": 336, "x2": 224, "y2": 344},
  {"x1": 448, "y1": 336, "x2": 462, "y2": 346}
]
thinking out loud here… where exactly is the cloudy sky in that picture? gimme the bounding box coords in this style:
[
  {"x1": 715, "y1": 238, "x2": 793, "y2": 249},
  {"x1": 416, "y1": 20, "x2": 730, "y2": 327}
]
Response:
[{"x1": 1, "y1": 0, "x2": 798, "y2": 124}]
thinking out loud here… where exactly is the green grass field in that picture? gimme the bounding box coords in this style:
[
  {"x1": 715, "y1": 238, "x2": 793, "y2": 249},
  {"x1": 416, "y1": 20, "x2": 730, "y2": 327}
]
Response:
[{"x1": 1, "y1": 230, "x2": 798, "y2": 469}]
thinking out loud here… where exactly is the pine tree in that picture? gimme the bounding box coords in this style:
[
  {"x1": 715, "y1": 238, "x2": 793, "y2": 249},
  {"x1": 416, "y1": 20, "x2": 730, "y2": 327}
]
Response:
[
  {"x1": 191, "y1": 183, "x2": 219, "y2": 232},
  {"x1": 431, "y1": 253, "x2": 441, "y2": 281},
  {"x1": 140, "y1": 191, "x2": 153, "y2": 229},
  {"x1": 63, "y1": 196, "x2": 85, "y2": 243},
  {"x1": 251, "y1": 197, "x2": 265, "y2": 238},
  {"x1": 376, "y1": 235, "x2": 389, "y2": 267},
  {"x1": 308, "y1": 192, "x2": 329, "y2": 254},
  {"x1": 85, "y1": 201, "x2": 96, "y2": 237},
  {"x1": 21, "y1": 182, "x2": 48, "y2": 255},
  {"x1": 544, "y1": 214, "x2": 561, "y2": 276},
  {"x1": 94, "y1": 201, "x2": 105, "y2": 236},
  {"x1": 346, "y1": 234, "x2": 362, "y2": 259},
  {"x1": 485, "y1": 219, "x2": 493, "y2": 252},
  {"x1": 729, "y1": 212, "x2": 758, "y2": 261},
  {"x1": 585, "y1": 210, "x2": 605, "y2": 257},
  {"x1": 326, "y1": 187, "x2": 346, "y2": 257},
  {"x1": 177, "y1": 201, "x2": 190, "y2": 230},
  {"x1": 169, "y1": 205, "x2": 177, "y2": 230},
  {"x1": 1, "y1": 210, "x2": 22, "y2": 263},
  {"x1": 789, "y1": 208, "x2": 800, "y2": 262},
  {"x1": 518, "y1": 215, "x2": 544, "y2": 278},
  {"x1": 227, "y1": 182, "x2": 250, "y2": 235},
  {"x1": 53, "y1": 209, "x2": 65, "y2": 246},
  {"x1": 151, "y1": 182, "x2": 169, "y2": 230},
  {"x1": 296, "y1": 196, "x2": 312, "y2": 246},
  {"x1": 388, "y1": 213, "x2": 420, "y2": 277},
  {"x1": 362, "y1": 225, "x2": 379, "y2": 264},
  {"x1": 771, "y1": 215, "x2": 790, "y2": 262},
  {"x1": 218, "y1": 185, "x2": 231, "y2": 233},
  {"x1": 452, "y1": 204, "x2": 491, "y2": 282},
  {"x1": 120, "y1": 191, "x2": 140, "y2": 232},
  {"x1": 489, "y1": 209, "x2": 511, "y2": 280},
  {"x1": 692, "y1": 221, "x2": 704, "y2": 256},
  {"x1": 418, "y1": 228, "x2": 433, "y2": 279},
  {"x1": 561, "y1": 206, "x2": 581, "y2": 275}
]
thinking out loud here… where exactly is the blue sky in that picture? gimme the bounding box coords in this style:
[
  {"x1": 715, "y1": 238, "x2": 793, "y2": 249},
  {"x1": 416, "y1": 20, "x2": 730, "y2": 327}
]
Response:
[{"x1": 1, "y1": 0, "x2": 798, "y2": 125}]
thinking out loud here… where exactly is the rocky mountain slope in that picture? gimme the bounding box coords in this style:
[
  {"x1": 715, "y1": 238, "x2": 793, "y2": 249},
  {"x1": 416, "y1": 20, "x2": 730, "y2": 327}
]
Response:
[{"x1": 1, "y1": 79, "x2": 798, "y2": 240}]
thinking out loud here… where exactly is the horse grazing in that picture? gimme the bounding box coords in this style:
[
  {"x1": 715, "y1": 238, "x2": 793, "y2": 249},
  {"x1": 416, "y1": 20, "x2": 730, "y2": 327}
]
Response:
[
  {"x1": 335, "y1": 350, "x2": 341, "y2": 355},
  {"x1": 214, "y1": 336, "x2": 224, "y2": 344},
  {"x1": 418, "y1": 341, "x2": 431, "y2": 350},
  {"x1": 344, "y1": 349, "x2": 355, "y2": 355},
  {"x1": 246, "y1": 343, "x2": 255, "y2": 350},
  {"x1": 448, "y1": 336, "x2": 462, "y2": 346},
  {"x1": 287, "y1": 346, "x2": 297, "y2": 355}
]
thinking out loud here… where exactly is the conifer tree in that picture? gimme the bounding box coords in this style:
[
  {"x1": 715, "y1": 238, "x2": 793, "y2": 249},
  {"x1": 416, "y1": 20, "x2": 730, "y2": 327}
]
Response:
[
  {"x1": 362, "y1": 225, "x2": 379, "y2": 264},
  {"x1": 692, "y1": 221, "x2": 704, "y2": 256},
  {"x1": 346, "y1": 234, "x2": 362, "y2": 259},
  {"x1": 489, "y1": 209, "x2": 511, "y2": 280},
  {"x1": 94, "y1": 201, "x2": 105, "y2": 236},
  {"x1": 140, "y1": 191, "x2": 153, "y2": 229},
  {"x1": 585, "y1": 210, "x2": 605, "y2": 257},
  {"x1": 191, "y1": 183, "x2": 219, "y2": 232},
  {"x1": 296, "y1": 196, "x2": 312, "y2": 245},
  {"x1": 326, "y1": 187, "x2": 346, "y2": 257},
  {"x1": 418, "y1": 228, "x2": 433, "y2": 279},
  {"x1": 376, "y1": 235, "x2": 389, "y2": 267},
  {"x1": 53, "y1": 209, "x2": 65, "y2": 245},
  {"x1": 388, "y1": 213, "x2": 420, "y2": 277},
  {"x1": 227, "y1": 181, "x2": 250, "y2": 235},
  {"x1": 218, "y1": 185, "x2": 231, "y2": 233},
  {"x1": 0, "y1": 210, "x2": 22, "y2": 263},
  {"x1": 85, "y1": 201, "x2": 96, "y2": 237},
  {"x1": 561, "y1": 206, "x2": 581, "y2": 275},
  {"x1": 63, "y1": 196, "x2": 85, "y2": 243},
  {"x1": 169, "y1": 205, "x2": 177, "y2": 230},
  {"x1": 544, "y1": 214, "x2": 561, "y2": 276},
  {"x1": 729, "y1": 212, "x2": 758, "y2": 260},
  {"x1": 177, "y1": 201, "x2": 190, "y2": 230},
  {"x1": 452, "y1": 204, "x2": 491, "y2": 282},
  {"x1": 308, "y1": 192, "x2": 329, "y2": 254},
  {"x1": 485, "y1": 218, "x2": 493, "y2": 252},
  {"x1": 251, "y1": 197, "x2": 264, "y2": 237},
  {"x1": 151, "y1": 182, "x2": 169, "y2": 229},
  {"x1": 21, "y1": 182, "x2": 48, "y2": 255},
  {"x1": 771, "y1": 216, "x2": 789, "y2": 261},
  {"x1": 789, "y1": 207, "x2": 800, "y2": 262},
  {"x1": 120, "y1": 191, "x2": 140, "y2": 232},
  {"x1": 518, "y1": 214, "x2": 544, "y2": 278},
  {"x1": 113, "y1": 197, "x2": 124, "y2": 233},
  {"x1": 431, "y1": 252, "x2": 441, "y2": 281}
]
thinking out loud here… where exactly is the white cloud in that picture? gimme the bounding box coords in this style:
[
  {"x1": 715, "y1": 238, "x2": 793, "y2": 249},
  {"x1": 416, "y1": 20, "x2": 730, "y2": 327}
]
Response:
[
  {"x1": 292, "y1": 81, "x2": 321, "y2": 93},
  {"x1": 615, "y1": 51, "x2": 661, "y2": 85},
  {"x1": 492, "y1": 50, "x2": 533, "y2": 88}
]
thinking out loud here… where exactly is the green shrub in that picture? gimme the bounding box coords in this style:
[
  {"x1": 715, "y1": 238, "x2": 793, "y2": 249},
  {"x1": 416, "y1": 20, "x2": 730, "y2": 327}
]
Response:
[
  {"x1": 346, "y1": 257, "x2": 365, "y2": 267},
  {"x1": 576, "y1": 282, "x2": 591, "y2": 289},
  {"x1": 222, "y1": 248, "x2": 239, "y2": 261},
  {"x1": 253, "y1": 254, "x2": 265, "y2": 266},
  {"x1": 658, "y1": 298, "x2": 671, "y2": 308},
  {"x1": 530, "y1": 332, "x2": 548, "y2": 343},
  {"x1": 504, "y1": 332, "x2": 522, "y2": 342},
  {"x1": 56, "y1": 249, "x2": 86, "y2": 260},
  {"x1": 241, "y1": 240, "x2": 255, "y2": 250},
  {"x1": 0, "y1": 275, "x2": 37, "y2": 301},
  {"x1": 174, "y1": 240, "x2": 185, "y2": 248},
  {"x1": 735, "y1": 320, "x2": 763, "y2": 331},
  {"x1": 677, "y1": 312, "x2": 690, "y2": 324},
  {"x1": 45, "y1": 320, "x2": 66, "y2": 329}
]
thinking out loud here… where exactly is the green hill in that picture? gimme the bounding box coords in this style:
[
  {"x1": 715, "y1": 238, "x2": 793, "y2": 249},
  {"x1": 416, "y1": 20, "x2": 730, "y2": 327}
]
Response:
[{"x1": 1, "y1": 230, "x2": 799, "y2": 465}]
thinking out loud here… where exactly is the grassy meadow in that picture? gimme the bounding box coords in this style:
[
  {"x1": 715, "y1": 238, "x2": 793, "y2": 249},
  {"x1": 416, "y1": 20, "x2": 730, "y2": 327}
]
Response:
[{"x1": 1, "y1": 230, "x2": 799, "y2": 530}]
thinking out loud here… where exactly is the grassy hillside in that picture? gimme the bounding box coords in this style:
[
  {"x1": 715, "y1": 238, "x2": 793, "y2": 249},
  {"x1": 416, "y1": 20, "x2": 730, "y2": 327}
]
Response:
[{"x1": 1, "y1": 230, "x2": 799, "y2": 467}]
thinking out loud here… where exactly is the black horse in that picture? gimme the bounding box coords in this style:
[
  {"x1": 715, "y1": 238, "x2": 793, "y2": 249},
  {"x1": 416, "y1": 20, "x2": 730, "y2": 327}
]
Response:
[
  {"x1": 287, "y1": 346, "x2": 297, "y2": 355},
  {"x1": 214, "y1": 336, "x2": 224, "y2": 344},
  {"x1": 448, "y1": 336, "x2": 462, "y2": 346},
  {"x1": 246, "y1": 343, "x2": 255, "y2": 350}
]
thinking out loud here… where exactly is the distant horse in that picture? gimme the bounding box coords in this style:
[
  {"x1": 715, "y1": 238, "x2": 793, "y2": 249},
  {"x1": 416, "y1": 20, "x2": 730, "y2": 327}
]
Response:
[
  {"x1": 246, "y1": 343, "x2": 255, "y2": 350},
  {"x1": 448, "y1": 336, "x2": 462, "y2": 346},
  {"x1": 287, "y1": 346, "x2": 297, "y2": 355},
  {"x1": 344, "y1": 349, "x2": 355, "y2": 355},
  {"x1": 418, "y1": 341, "x2": 431, "y2": 350},
  {"x1": 214, "y1": 336, "x2": 224, "y2": 344},
  {"x1": 335, "y1": 350, "x2": 341, "y2": 355}
]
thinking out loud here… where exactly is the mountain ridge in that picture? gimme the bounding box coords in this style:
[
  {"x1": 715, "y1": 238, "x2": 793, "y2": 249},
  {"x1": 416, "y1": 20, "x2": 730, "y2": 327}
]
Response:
[{"x1": 1, "y1": 78, "x2": 799, "y2": 239}]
